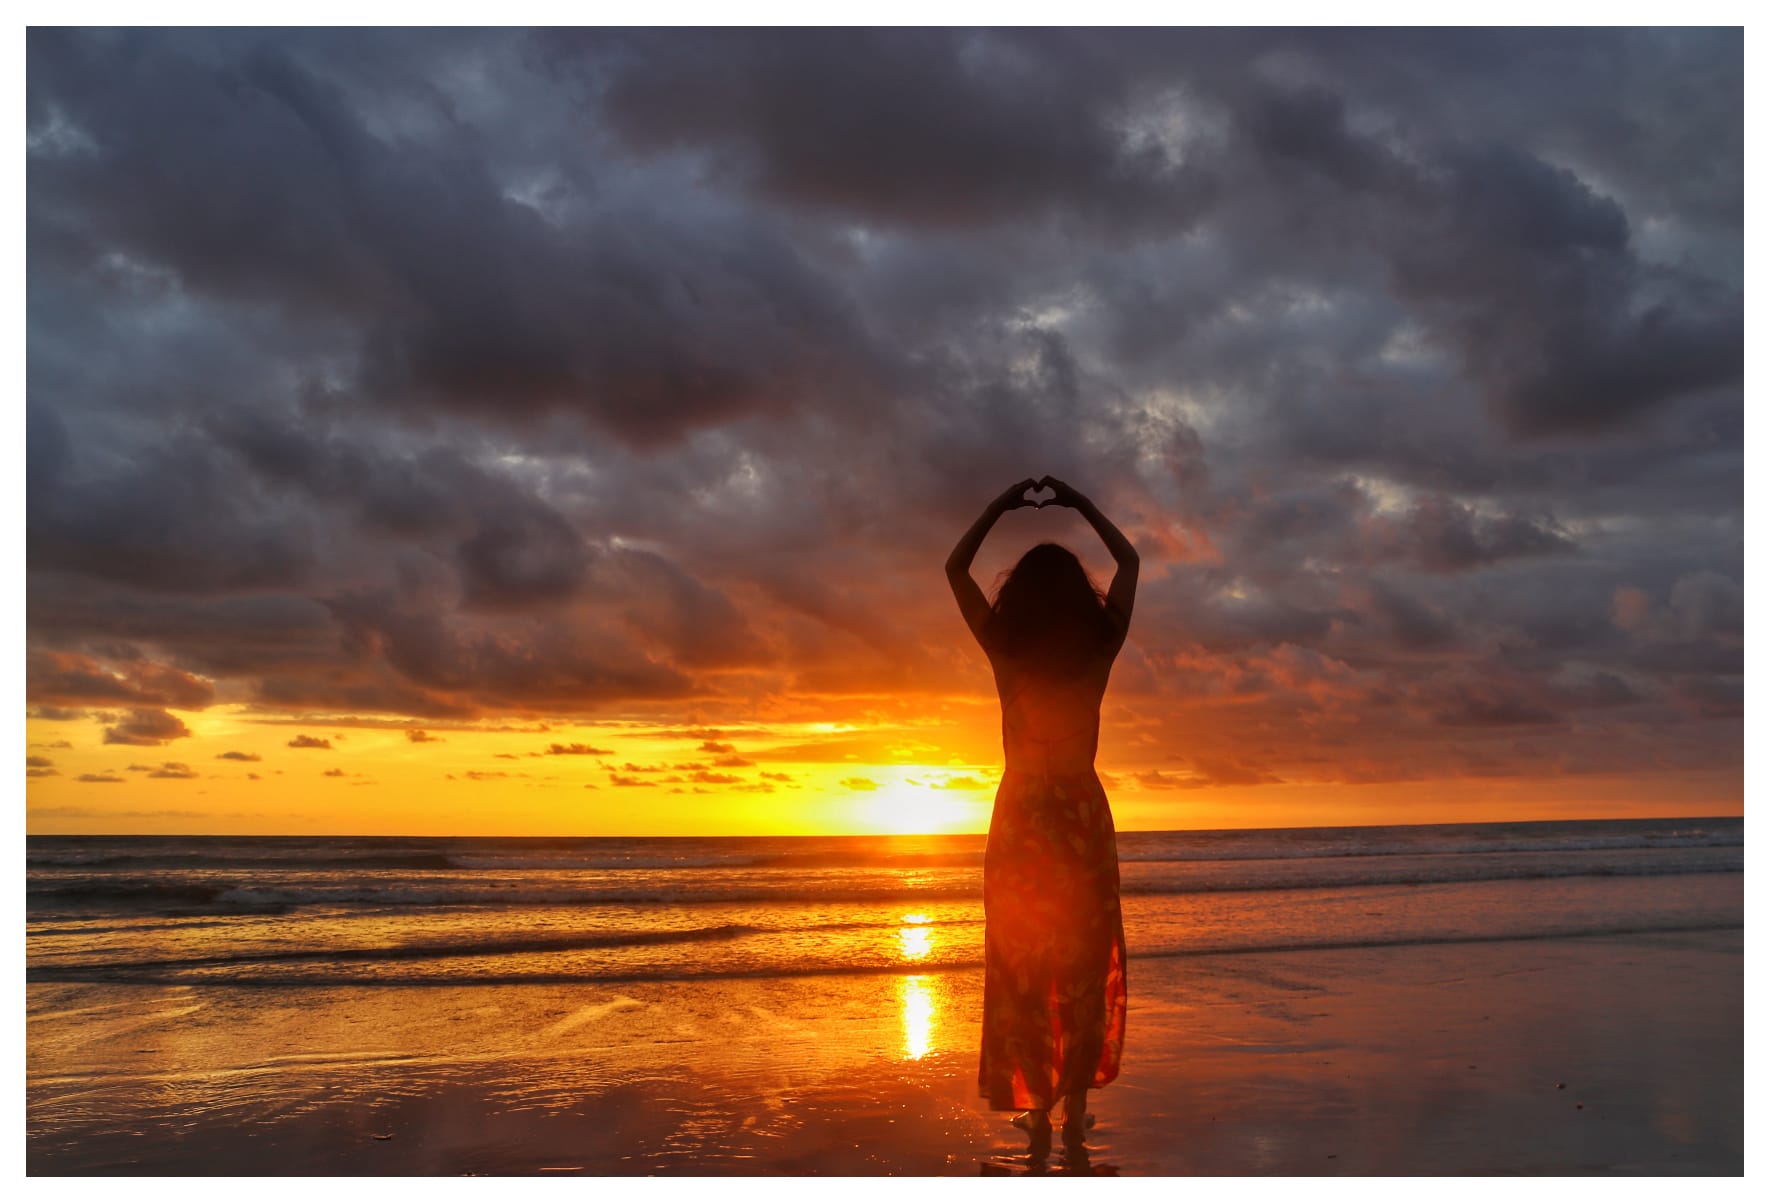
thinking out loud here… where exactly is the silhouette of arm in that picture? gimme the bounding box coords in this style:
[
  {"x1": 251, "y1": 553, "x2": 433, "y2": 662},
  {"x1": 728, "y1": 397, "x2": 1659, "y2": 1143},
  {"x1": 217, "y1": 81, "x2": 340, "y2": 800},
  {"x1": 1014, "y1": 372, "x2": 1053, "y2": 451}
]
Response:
[
  {"x1": 947, "y1": 479, "x2": 1037, "y2": 644},
  {"x1": 1041, "y1": 477, "x2": 1139, "y2": 635}
]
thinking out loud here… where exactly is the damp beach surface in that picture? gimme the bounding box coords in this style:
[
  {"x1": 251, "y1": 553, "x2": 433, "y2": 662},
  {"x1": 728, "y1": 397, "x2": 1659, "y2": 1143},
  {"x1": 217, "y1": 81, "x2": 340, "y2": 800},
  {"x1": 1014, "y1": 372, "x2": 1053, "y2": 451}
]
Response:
[{"x1": 27, "y1": 927, "x2": 1742, "y2": 1175}]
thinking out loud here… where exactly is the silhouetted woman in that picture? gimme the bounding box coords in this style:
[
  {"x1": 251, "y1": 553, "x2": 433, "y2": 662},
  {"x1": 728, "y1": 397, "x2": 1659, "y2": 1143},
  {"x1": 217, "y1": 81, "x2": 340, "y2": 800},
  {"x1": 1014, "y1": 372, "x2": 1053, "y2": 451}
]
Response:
[{"x1": 946, "y1": 476, "x2": 1137, "y2": 1160}]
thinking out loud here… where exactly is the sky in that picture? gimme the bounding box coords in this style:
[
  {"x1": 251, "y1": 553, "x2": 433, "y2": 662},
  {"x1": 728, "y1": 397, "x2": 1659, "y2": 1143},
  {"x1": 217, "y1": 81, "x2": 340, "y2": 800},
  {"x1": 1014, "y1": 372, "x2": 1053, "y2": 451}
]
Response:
[{"x1": 22, "y1": 26, "x2": 1743, "y2": 836}]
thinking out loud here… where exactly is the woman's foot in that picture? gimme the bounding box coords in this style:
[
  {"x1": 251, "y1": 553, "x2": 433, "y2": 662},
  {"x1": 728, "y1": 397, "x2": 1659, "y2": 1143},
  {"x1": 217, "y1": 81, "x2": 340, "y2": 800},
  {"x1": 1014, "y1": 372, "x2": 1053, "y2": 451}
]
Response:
[
  {"x1": 1012, "y1": 1110, "x2": 1053, "y2": 1160},
  {"x1": 1059, "y1": 1090, "x2": 1092, "y2": 1148}
]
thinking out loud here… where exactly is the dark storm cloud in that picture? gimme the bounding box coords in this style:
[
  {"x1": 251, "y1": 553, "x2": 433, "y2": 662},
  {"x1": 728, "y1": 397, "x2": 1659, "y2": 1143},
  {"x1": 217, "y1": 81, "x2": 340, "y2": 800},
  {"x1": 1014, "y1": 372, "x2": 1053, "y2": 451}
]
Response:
[
  {"x1": 592, "y1": 547, "x2": 770, "y2": 669},
  {"x1": 1382, "y1": 141, "x2": 1743, "y2": 439},
  {"x1": 322, "y1": 589, "x2": 694, "y2": 713},
  {"x1": 28, "y1": 29, "x2": 891, "y2": 450},
  {"x1": 29, "y1": 409, "x2": 321, "y2": 594},
  {"x1": 25, "y1": 29, "x2": 1741, "y2": 792},
  {"x1": 1365, "y1": 495, "x2": 1574, "y2": 574},
  {"x1": 584, "y1": 29, "x2": 1215, "y2": 232}
]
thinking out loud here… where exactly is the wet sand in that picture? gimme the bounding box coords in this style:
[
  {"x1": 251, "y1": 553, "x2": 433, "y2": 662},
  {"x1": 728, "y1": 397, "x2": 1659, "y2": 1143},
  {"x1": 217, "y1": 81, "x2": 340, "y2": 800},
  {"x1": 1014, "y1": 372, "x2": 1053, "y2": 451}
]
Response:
[{"x1": 26, "y1": 928, "x2": 1742, "y2": 1175}]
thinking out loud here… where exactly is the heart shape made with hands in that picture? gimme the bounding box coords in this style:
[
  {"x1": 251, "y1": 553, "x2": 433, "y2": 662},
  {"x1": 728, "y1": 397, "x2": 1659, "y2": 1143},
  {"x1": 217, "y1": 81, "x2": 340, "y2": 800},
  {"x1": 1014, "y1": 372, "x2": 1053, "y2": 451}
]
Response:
[{"x1": 1024, "y1": 483, "x2": 1058, "y2": 508}]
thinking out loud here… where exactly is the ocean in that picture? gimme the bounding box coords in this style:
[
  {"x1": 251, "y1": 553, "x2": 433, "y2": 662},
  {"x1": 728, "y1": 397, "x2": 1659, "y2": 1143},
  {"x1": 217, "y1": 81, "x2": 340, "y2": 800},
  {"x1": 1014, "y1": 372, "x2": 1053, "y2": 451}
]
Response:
[{"x1": 26, "y1": 817, "x2": 1744, "y2": 990}]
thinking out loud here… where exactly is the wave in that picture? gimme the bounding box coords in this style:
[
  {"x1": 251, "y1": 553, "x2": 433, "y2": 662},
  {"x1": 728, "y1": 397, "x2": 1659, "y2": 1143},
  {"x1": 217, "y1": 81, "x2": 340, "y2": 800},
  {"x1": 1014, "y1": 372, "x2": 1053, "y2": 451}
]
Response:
[
  {"x1": 25, "y1": 919, "x2": 1741, "y2": 988},
  {"x1": 26, "y1": 819, "x2": 1741, "y2": 874},
  {"x1": 1116, "y1": 829, "x2": 1745, "y2": 862},
  {"x1": 26, "y1": 851, "x2": 467, "y2": 872},
  {"x1": 26, "y1": 852, "x2": 1742, "y2": 916},
  {"x1": 26, "y1": 923, "x2": 760, "y2": 978}
]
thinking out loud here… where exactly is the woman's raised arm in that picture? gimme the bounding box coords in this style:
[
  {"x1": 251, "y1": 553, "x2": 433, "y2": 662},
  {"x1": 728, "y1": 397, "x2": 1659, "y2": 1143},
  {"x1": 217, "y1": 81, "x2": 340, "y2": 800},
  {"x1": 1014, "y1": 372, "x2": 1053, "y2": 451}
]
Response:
[
  {"x1": 946, "y1": 479, "x2": 1038, "y2": 644},
  {"x1": 1039, "y1": 476, "x2": 1139, "y2": 632}
]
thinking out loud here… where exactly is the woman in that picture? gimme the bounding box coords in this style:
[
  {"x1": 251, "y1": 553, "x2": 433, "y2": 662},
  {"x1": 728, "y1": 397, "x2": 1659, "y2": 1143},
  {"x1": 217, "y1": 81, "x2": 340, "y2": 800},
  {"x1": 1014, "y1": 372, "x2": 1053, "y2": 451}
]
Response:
[{"x1": 946, "y1": 475, "x2": 1138, "y2": 1158}]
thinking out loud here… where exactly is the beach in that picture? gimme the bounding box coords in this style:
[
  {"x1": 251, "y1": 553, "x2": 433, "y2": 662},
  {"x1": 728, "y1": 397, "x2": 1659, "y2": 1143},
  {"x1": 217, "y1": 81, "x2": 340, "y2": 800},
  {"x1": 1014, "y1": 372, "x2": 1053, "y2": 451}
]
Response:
[
  {"x1": 26, "y1": 930, "x2": 1744, "y2": 1175},
  {"x1": 25, "y1": 823, "x2": 1744, "y2": 1175}
]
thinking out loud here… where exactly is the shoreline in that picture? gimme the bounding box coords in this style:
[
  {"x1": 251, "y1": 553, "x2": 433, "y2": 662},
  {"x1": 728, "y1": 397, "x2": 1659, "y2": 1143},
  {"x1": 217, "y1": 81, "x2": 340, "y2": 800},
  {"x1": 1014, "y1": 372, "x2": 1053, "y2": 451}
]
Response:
[{"x1": 27, "y1": 928, "x2": 1742, "y2": 1175}]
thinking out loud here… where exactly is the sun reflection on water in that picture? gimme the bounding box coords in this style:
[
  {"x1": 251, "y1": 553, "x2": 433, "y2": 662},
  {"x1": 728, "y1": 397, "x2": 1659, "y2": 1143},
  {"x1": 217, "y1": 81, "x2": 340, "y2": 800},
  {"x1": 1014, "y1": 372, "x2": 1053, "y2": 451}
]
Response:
[
  {"x1": 898, "y1": 913, "x2": 933, "y2": 961},
  {"x1": 900, "y1": 975, "x2": 934, "y2": 1060},
  {"x1": 896, "y1": 914, "x2": 938, "y2": 1059}
]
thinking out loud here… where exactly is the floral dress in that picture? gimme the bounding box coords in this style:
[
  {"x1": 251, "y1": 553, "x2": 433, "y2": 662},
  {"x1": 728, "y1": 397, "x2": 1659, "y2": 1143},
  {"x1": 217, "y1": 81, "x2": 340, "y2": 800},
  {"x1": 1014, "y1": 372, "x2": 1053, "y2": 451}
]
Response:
[{"x1": 978, "y1": 659, "x2": 1127, "y2": 1111}]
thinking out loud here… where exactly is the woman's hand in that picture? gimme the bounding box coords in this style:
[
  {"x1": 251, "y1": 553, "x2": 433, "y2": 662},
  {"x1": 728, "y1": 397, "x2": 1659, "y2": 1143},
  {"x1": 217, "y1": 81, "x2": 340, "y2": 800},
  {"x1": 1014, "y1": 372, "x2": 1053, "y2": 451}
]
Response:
[
  {"x1": 1036, "y1": 475, "x2": 1087, "y2": 510},
  {"x1": 952, "y1": 478, "x2": 1040, "y2": 644},
  {"x1": 1035, "y1": 476, "x2": 1138, "y2": 628},
  {"x1": 993, "y1": 478, "x2": 1042, "y2": 513}
]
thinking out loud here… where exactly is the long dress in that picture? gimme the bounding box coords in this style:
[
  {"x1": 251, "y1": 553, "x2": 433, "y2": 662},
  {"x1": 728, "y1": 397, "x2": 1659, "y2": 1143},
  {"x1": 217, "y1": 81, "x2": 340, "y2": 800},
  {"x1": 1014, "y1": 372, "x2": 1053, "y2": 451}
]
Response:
[{"x1": 977, "y1": 653, "x2": 1128, "y2": 1112}]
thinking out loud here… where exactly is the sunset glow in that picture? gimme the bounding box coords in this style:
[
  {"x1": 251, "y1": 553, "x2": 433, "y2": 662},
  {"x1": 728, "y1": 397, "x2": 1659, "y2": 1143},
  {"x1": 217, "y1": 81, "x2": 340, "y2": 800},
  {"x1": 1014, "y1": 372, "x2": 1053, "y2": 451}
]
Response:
[
  {"x1": 23, "y1": 29, "x2": 1741, "y2": 838},
  {"x1": 24, "y1": 691, "x2": 1739, "y2": 835}
]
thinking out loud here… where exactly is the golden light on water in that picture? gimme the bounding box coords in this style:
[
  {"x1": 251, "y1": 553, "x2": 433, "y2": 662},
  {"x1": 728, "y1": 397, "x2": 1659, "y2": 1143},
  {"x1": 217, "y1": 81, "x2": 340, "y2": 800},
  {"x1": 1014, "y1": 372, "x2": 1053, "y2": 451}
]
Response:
[
  {"x1": 897, "y1": 915, "x2": 933, "y2": 961},
  {"x1": 895, "y1": 914, "x2": 938, "y2": 1059},
  {"x1": 899, "y1": 975, "x2": 935, "y2": 1060}
]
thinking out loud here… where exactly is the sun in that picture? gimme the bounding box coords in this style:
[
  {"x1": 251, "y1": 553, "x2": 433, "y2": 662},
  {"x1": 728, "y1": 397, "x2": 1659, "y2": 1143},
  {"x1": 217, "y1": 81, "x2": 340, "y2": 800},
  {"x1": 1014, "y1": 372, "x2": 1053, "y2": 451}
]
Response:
[{"x1": 861, "y1": 778, "x2": 982, "y2": 835}]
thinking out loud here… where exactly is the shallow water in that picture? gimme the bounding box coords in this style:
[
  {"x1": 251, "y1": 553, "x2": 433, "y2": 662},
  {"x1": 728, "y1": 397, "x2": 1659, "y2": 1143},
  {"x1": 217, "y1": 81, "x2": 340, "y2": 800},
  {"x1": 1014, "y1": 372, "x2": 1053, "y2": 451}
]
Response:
[{"x1": 26, "y1": 819, "x2": 1744, "y2": 988}]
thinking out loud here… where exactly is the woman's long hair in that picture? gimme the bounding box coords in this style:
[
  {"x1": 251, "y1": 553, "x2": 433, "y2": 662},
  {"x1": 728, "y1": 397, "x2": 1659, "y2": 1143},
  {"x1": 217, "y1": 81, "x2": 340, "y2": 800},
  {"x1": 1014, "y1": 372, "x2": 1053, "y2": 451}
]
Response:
[{"x1": 983, "y1": 543, "x2": 1116, "y2": 674}]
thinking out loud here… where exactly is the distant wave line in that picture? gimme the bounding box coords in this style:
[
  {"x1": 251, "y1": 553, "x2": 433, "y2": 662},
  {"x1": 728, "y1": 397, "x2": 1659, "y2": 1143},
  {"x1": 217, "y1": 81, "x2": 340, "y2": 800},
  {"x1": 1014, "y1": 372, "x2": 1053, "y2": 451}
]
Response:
[
  {"x1": 24, "y1": 857, "x2": 1745, "y2": 916},
  {"x1": 25, "y1": 829, "x2": 1742, "y2": 874},
  {"x1": 24, "y1": 920, "x2": 1741, "y2": 988}
]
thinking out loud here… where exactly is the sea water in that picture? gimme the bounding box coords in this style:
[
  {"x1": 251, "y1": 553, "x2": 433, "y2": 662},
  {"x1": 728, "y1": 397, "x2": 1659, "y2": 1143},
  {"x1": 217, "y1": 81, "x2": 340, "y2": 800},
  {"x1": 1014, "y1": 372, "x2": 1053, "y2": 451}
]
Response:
[{"x1": 26, "y1": 818, "x2": 1743, "y2": 989}]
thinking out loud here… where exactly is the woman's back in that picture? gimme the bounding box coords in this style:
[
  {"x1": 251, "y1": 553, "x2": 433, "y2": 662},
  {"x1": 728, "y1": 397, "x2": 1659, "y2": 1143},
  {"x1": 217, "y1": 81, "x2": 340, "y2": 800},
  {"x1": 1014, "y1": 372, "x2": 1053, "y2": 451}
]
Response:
[{"x1": 992, "y1": 657, "x2": 1111, "y2": 779}]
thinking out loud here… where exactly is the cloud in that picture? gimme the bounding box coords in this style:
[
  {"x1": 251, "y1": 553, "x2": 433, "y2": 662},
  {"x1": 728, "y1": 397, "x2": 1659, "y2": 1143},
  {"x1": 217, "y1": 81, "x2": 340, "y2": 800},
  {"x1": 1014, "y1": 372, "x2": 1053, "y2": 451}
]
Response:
[
  {"x1": 586, "y1": 30, "x2": 1214, "y2": 233},
  {"x1": 76, "y1": 773, "x2": 125, "y2": 784},
  {"x1": 102, "y1": 708, "x2": 193, "y2": 746},
  {"x1": 216, "y1": 750, "x2": 262, "y2": 761},
  {"x1": 546, "y1": 742, "x2": 613, "y2": 756},
  {"x1": 21, "y1": 30, "x2": 1740, "y2": 808},
  {"x1": 31, "y1": 804, "x2": 248, "y2": 819},
  {"x1": 287, "y1": 734, "x2": 334, "y2": 749},
  {"x1": 27, "y1": 648, "x2": 214, "y2": 709},
  {"x1": 147, "y1": 762, "x2": 198, "y2": 779},
  {"x1": 405, "y1": 728, "x2": 441, "y2": 742},
  {"x1": 840, "y1": 777, "x2": 879, "y2": 791}
]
